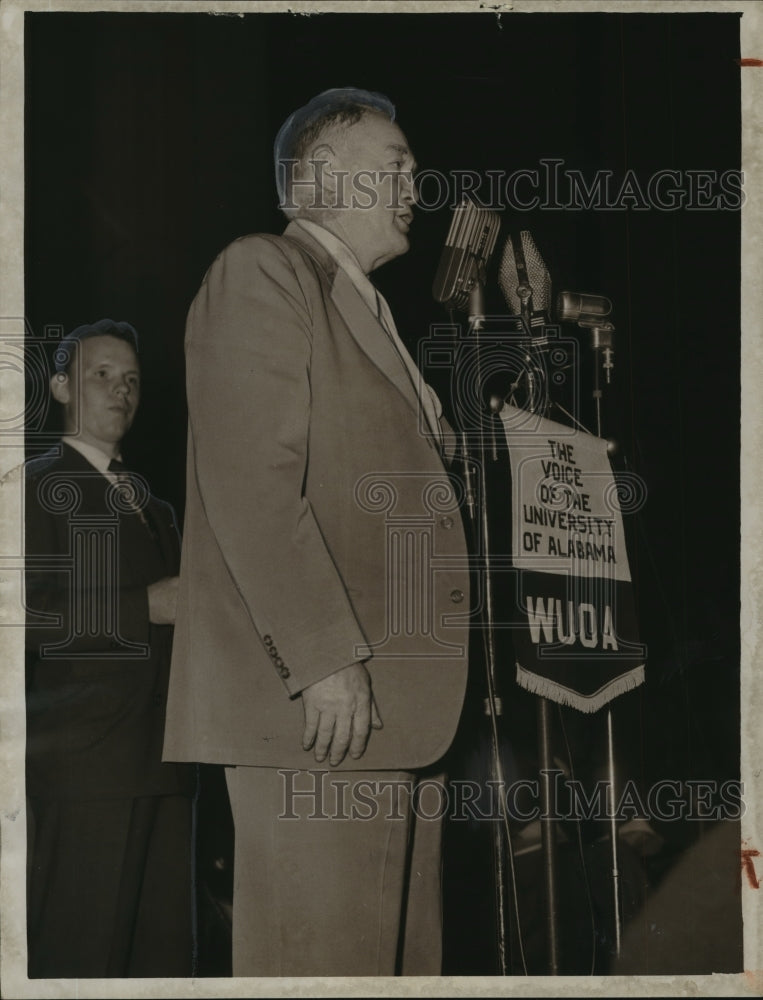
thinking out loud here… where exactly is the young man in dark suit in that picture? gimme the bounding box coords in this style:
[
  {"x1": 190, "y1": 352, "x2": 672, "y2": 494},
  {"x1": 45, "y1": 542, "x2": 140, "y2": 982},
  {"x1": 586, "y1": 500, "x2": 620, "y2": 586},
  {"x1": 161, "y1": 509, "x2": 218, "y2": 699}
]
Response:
[{"x1": 25, "y1": 319, "x2": 195, "y2": 978}]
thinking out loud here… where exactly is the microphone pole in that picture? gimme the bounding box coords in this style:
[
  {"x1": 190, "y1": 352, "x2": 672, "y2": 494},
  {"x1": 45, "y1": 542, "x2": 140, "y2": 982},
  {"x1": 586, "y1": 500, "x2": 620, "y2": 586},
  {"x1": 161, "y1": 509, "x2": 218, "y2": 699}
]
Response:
[
  {"x1": 557, "y1": 289, "x2": 623, "y2": 959},
  {"x1": 499, "y1": 232, "x2": 561, "y2": 976},
  {"x1": 469, "y1": 278, "x2": 512, "y2": 977},
  {"x1": 433, "y1": 199, "x2": 516, "y2": 975}
]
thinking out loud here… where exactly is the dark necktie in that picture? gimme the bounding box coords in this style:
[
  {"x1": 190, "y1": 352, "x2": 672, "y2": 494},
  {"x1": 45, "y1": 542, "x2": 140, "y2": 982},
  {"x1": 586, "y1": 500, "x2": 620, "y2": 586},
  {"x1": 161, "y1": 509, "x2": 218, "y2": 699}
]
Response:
[{"x1": 108, "y1": 459, "x2": 157, "y2": 541}]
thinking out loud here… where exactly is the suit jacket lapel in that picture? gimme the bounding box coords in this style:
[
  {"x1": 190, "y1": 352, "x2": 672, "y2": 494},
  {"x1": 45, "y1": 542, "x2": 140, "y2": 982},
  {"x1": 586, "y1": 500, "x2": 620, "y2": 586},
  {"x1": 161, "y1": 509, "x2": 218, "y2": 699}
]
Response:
[
  {"x1": 282, "y1": 223, "x2": 430, "y2": 435},
  {"x1": 54, "y1": 444, "x2": 173, "y2": 580}
]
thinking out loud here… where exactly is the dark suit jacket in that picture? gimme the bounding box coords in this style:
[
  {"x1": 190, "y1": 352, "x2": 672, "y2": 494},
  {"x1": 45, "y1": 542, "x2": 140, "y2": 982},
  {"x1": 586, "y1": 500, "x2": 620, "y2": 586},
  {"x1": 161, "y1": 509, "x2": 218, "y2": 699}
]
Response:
[
  {"x1": 25, "y1": 443, "x2": 193, "y2": 799},
  {"x1": 164, "y1": 221, "x2": 471, "y2": 770}
]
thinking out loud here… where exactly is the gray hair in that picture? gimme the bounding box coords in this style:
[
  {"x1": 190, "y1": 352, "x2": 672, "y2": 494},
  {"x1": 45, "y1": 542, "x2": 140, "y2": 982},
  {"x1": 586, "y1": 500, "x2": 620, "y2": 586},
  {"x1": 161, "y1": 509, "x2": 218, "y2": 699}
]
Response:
[{"x1": 274, "y1": 87, "x2": 396, "y2": 215}]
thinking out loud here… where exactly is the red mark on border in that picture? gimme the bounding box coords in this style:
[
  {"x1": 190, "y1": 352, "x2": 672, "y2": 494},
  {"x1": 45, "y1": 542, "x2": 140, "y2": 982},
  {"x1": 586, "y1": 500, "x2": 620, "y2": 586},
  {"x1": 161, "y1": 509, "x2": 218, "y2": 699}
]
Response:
[
  {"x1": 740, "y1": 848, "x2": 760, "y2": 888},
  {"x1": 737, "y1": 58, "x2": 763, "y2": 67}
]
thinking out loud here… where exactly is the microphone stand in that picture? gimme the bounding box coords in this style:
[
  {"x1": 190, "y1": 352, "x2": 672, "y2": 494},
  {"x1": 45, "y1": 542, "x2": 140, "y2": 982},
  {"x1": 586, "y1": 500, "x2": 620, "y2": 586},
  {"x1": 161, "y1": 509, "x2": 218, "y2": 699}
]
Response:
[
  {"x1": 513, "y1": 280, "x2": 562, "y2": 976},
  {"x1": 503, "y1": 269, "x2": 625, "y2": 969},
  {"x1": 493, "y1": 274, "x2": 562, "y2": 976},
  {"x1": 434, "y1": 197, "x2": 513, "y2": 973},
  {"x1": 589, "y1": 319, "x2": 622, "y2": 959},
  {"x1": 466, "y1": 279, "x2": 514, "y2": 976},
  {"x1": 538, "y1": 698, "x2": 560, "y2": 974}
]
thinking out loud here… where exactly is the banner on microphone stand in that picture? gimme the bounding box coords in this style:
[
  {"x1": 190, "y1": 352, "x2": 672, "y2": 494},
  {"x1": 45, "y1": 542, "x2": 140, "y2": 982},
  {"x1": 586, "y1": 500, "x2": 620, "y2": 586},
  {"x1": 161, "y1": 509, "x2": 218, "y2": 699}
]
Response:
[{"x1": 499, "y1": 405, "x2": 644, "y2": 713}]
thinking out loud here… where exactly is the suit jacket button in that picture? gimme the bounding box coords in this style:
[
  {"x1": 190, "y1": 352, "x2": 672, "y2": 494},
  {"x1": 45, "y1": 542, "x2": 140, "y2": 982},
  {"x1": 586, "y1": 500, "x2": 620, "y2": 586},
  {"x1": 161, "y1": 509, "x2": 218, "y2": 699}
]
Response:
[
  {"x1": 440, "y1": 516, "x2": 454, "y2": 530},
  {"x1": 450, "y1": 588, "x2": 464, "y2": 604}
]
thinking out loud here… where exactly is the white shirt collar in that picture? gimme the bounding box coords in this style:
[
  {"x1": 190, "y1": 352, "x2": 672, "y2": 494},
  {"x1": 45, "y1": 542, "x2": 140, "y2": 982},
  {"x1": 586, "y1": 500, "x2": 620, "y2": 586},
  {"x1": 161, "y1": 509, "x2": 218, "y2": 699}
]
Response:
[
  {"x1": 63, "y1": 438, "x2": 121, "y2": 475},
  {"x1": 292, "y1": 218, "x2": 444, "y2": 447},
  {"x1": 292, "y1": 219, "x2": 379, "y2": 316}
]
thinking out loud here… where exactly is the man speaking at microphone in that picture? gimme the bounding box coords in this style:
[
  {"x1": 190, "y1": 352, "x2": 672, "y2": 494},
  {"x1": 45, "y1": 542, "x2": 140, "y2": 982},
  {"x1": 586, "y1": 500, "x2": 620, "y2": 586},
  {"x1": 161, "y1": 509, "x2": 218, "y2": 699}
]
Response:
[{"x1": 163, "y1": 88, "x2": 470, "y2": 977}]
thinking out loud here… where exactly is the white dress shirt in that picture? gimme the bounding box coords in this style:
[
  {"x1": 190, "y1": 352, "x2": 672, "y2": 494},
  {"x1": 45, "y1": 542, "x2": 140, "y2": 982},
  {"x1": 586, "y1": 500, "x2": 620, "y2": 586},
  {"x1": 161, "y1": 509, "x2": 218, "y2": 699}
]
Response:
[{"x1": 64, "y1": 437, "x2": 122, "y2": 482}]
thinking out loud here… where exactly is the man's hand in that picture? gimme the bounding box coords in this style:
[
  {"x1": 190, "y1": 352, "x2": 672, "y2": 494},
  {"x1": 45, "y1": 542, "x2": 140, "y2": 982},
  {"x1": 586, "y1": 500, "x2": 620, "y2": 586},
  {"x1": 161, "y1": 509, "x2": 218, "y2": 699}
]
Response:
[
  {"x1": 147, "y1": 576, "x2": 179, "y2": 625},
  {"x1": 301, "y1": 662, "x2": 383, "y2": 766}
]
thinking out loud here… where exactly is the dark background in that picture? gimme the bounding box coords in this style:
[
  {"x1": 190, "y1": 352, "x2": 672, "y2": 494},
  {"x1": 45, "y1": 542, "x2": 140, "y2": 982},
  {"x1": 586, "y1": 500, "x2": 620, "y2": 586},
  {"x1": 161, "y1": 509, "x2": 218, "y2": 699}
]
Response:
[{"x1": 25, "y1": 9, "x2": 743, "y2": 976}]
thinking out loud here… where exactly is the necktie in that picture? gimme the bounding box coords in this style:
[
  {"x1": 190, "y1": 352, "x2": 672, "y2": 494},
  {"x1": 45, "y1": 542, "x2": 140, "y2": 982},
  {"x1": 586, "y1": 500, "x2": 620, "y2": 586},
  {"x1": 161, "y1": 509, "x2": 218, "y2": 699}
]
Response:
[{"x1": 108, "y1": 459, "x2": 157, "y2": 540}]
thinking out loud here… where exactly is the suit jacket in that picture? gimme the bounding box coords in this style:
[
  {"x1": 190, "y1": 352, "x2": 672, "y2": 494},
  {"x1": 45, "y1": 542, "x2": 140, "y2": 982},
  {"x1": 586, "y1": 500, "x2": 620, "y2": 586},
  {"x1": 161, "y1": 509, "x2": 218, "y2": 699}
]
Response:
[
  {"x1": 164, "y1": 222, "x2": 471, "y2": 771},
  {"x1": 25, "y1": 443, "x2": 193, "y2": 799}
]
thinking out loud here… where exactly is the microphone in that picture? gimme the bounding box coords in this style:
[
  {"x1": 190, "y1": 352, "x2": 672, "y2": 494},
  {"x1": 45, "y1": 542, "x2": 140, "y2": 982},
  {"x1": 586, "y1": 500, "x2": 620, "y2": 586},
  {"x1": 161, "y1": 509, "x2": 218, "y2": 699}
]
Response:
[
  {"x1": 556, "y1": 290, "x2": 612, "y2": 326},
  {"x1": 557, "y1": 290, "x2": 615, "y2": 388},
  {"x1": 432, "y1": 197, "x2": 501, "y2": 312},
  {"x1": 498, "y1": 230, "x2": 552, "y2": 330}
]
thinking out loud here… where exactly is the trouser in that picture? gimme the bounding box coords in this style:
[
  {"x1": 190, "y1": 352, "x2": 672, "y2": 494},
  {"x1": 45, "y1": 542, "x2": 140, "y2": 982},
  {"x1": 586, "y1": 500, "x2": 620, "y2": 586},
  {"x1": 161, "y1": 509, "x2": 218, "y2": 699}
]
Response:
[
  {"x1": 27, "y1": 794, "x2": 194, "y2": 978},
  {"x1": 225, "y1": 765, "x2": 447, "y2": 977}
]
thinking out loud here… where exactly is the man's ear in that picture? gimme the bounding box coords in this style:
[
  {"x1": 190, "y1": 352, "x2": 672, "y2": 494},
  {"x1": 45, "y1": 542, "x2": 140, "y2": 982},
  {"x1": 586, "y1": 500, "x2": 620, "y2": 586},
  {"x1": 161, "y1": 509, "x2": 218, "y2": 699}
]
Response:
[
  {"x1": 50, "y1": 372, "x2": 71, "y2": 405},
  {"x1": 308, "y1": 142, "x2": 339, "y2": 208}
]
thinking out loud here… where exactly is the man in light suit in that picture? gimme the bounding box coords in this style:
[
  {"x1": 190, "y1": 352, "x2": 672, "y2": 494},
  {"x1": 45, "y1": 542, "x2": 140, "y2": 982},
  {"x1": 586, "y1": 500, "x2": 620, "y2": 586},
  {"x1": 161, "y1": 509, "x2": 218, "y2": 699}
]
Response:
[
  {"x1": 164, "y1": 88, "x2": 471, "y2": 976},
  {"x1": 25, "y1": 320, "x2": 195, "y2": 977}
]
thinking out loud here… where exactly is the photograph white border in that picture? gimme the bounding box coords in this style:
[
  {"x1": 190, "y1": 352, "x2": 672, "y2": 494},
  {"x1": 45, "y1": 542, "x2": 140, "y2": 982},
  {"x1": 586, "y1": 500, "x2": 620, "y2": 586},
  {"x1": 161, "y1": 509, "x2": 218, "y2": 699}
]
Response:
[{"x1": 1, "y1": 1, "x2": 761, "y2": 996}]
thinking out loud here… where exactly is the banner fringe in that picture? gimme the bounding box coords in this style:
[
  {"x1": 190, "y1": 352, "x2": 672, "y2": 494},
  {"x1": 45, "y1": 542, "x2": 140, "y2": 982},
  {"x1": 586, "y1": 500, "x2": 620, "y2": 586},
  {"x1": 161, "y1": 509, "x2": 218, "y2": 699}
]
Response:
[{"x1": 515, "y1": 663, "x2": 645, "y2": 714}]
